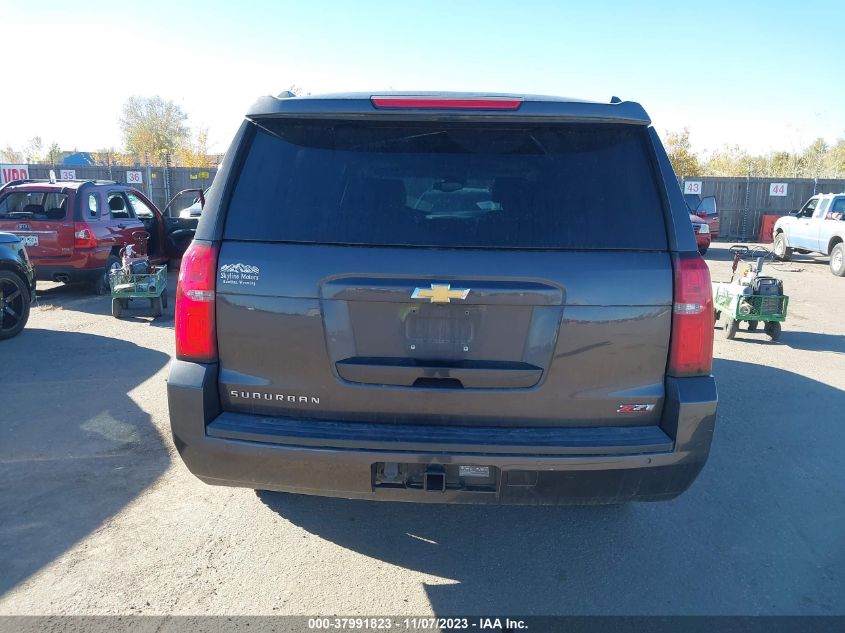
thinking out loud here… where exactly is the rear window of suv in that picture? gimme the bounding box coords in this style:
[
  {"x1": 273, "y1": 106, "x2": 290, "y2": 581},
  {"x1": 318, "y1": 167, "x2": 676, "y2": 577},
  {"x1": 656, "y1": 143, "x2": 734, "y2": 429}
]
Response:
[
  {"x1": 0, "y1": 191, "x2": 69, "y2": 221},
  {"x1": 224, "y1": 120, "x2": 667, "y2": 250}
]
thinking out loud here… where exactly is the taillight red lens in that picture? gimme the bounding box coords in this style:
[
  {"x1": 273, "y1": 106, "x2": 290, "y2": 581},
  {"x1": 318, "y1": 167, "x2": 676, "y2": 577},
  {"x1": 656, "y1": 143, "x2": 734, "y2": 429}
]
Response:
[
  {"x1": 668, "y1": 253, "x2": 714, "y2": 377},
  {"x1": 73, "y1": 222, "x2": 97, "y2": 248},
  {"x1": 371, "y1": 96, "x2": 523, "y2": 110},
  {"x1": 175, "y1": 242, "x2": 218, "y2": 362}
]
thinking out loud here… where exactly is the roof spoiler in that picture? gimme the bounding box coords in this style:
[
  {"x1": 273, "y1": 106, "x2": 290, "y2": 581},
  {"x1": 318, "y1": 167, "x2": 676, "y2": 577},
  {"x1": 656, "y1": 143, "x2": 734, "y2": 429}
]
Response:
[{"x1": 246, "y1": 93, "x2": 651, "y2": 125}]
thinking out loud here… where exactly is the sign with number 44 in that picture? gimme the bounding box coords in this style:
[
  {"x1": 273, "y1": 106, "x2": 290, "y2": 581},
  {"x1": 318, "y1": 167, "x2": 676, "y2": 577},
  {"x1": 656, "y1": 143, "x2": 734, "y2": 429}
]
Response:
[{"x1": 769, "y1": 183, "x2": 788, "y2": 196}]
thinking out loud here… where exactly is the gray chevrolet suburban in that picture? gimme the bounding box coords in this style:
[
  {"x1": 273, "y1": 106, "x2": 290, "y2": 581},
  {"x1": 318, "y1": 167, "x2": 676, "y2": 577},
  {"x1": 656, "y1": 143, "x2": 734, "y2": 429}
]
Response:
[{"x1": 167, "y1": 92, "x2": 717, "y2": 504}]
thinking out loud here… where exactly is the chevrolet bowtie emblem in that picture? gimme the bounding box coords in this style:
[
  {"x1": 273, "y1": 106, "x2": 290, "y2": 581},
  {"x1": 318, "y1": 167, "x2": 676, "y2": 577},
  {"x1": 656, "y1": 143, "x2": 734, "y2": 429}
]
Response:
[{"x1": 411, "y1": 284, "x2": 471, "y2": 303}]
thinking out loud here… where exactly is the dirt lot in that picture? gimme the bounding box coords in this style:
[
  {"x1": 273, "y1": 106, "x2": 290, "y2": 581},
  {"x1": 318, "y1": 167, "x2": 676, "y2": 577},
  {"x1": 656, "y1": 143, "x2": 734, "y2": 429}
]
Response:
[{"x1": 0, "y1": 242, "x2": 843, "y2": 616}]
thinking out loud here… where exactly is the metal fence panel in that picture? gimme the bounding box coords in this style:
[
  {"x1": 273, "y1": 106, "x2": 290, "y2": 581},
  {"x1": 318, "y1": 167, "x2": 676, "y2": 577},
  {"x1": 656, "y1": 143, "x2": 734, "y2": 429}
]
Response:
[
  {"x1": 681, "y1": 177, "x2": 845, "y2": 240},
  {"x1": 25, "y1": 165, "x2": 217, "y2": 210},
  {"x1": 15, "y1": 165, "x2": 845, "y2": 241}
]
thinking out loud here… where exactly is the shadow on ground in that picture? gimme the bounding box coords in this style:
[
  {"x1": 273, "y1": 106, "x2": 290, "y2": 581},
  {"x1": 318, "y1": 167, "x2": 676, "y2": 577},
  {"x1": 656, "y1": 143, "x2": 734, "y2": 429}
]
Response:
[
  {"x1": 0, "y1": 328, "x2": 171, "y2": 596},
  {"x1": 714, "y1": 320, "x2": 845, "y2": 353},
  {"x1": 33, "y1": 276, "x2": 175, "y2": 325},
  {"x1": 258, "y1": 359, "x2": 845, "y2": 615}
]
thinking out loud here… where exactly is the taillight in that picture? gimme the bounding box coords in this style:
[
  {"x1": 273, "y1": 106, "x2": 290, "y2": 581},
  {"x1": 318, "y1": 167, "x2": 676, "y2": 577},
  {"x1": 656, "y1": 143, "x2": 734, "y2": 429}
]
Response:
[
  {"x1": 668, "y1": 253, "x2": 713, "y2": 377},
  {"x1": 175, "y1": 242, "x2": 218, "y2": 362},
  {"x1": 371, "y1": 96, "x2": 523, "y2": 110},
  {"x1": 73, "y1": 222, "x2": 97, "y2": 248}
]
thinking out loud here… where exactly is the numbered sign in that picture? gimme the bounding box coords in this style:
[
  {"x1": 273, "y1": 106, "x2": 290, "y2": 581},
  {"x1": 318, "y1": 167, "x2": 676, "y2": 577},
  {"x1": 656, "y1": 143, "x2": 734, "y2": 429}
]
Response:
[
  {"x1": 683, "y1": 181, "x2": 702, "y2": 195},
  {"x1": 126, "y1": 170, "x2": 143, "y2": 184},
  {"x1": 59, "y1": 169, "x2": 76, "y2": 179},
  {"x1": 769, "y1": 183, "x2": 788, "y2": 197}
]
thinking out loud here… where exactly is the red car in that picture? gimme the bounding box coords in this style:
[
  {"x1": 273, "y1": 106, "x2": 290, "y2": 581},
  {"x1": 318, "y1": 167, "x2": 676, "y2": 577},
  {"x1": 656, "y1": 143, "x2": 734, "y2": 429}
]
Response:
[
  {"x1": 684, "y1": 193, "x2": 720, "y2": 238},
  {"x1": 690, "y1": 213, "x2": 711, "y2": 255},
  {"x1": 0, "y1": 178, "x2": 198, "y2": 293}
]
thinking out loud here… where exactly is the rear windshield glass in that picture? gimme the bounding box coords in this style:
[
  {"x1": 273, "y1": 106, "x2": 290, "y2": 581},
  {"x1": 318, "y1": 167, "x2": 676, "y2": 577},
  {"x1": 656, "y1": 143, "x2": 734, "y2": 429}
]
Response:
[
  {"x1": 224, "y1": 120, "x2": 667, "y2": 250},
  {"x1": 0, "y1": 191, "x2": 69, "y2": 221}
]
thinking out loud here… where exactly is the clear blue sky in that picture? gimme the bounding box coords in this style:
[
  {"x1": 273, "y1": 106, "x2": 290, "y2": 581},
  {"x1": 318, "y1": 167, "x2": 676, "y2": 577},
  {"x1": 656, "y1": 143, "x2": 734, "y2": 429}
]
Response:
[{"x1": 2, "y1": 0, "x2": 843, "y2": 155}]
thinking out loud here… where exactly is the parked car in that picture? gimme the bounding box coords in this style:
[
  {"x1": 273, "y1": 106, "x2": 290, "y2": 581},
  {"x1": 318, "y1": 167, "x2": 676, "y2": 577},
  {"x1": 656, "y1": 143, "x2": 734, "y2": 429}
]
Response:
[
  {"x1": 178, "y1": 188, "x2": 209, "y2": 219},
  {"x1": 684, "y1": 193, "x2": 720, "y2": 238},
  {"x1": 0, "y1": 232, "x2": 35, "y2": 339},
  {"x1": 0, "y1": 179, "x2": 198, "y2": 293},
  {"x1": 167, "y1": 92, "x2": 717, "y2": 505},
  {"x1": 690, "y1": 213, "x2": 711, "y2": 255},
  {"x1": 773, "y1": 193, "x2": 845, "y2": 276}
]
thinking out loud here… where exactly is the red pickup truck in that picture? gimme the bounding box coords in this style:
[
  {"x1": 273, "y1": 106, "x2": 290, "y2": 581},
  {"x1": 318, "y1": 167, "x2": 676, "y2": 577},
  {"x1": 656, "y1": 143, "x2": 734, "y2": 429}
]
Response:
[{"x1": 0, "y1": 179, "x2": 198, "y2": 293}]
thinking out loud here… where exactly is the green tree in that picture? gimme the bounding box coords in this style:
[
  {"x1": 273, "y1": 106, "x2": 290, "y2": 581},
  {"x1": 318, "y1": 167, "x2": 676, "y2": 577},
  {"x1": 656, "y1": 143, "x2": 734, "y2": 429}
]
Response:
[
  {"x1": 704, "y1": 144, "x2": 752, "y2": 177},
  {"x1": 46, "y1": 142, "x2": 61, "y2": 165},
  {"x1": 23, "y1": 136, "x2": 43, "y2": 162},
  {"x1": 801, "y1": 138, "x2": 829, "y2": 179},
  {"x1": 174, "y1": 127, "x2": 212, "y2": 167},
  {"x1": 119, "y1": 96, "x2": 189, "y2": 164},
  {"x1": 825, "y1": 139, "x2": 845, "y2": 178},
  {"x1": 664, "y1": 127, "x2": 702, "y2": 178}
]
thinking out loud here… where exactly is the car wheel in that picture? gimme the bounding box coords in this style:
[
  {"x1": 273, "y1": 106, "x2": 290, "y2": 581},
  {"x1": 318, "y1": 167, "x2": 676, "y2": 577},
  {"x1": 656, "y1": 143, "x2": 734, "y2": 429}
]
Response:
[
  {"x1": 747, "y1": 320, "x2": 759, "y2": 331},
  {"x1": 764, "y1": 321, "x2": 782, "y2": 341},
  {"x1": 724, "y1": 316, "x2": 738, "y2": 340},
  {"x1": 698, "y1": 245, "x2": 709, "y2": 256},
  {"x1": 773, "y1": 233, "x2": 792, "y2": 261},
  {"x1": 0, "y1": 271, "x2": 31, "y2": 340},
  {"x1": 713, "y1": 308, "x2": 721, "y2": 322},
  {"x1": 95, "y1": 254, "x2": 122, "y2": 295},
  {"x1": 830, "y1": 243, "x2": 845, "y2": 277}
]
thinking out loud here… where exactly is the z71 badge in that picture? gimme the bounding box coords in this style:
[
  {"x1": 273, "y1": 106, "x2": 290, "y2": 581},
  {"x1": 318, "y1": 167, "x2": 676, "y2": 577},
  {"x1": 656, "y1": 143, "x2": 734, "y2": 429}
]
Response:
[{"x1": 617, "y1": 404, "x2": 656, "y2": 413}]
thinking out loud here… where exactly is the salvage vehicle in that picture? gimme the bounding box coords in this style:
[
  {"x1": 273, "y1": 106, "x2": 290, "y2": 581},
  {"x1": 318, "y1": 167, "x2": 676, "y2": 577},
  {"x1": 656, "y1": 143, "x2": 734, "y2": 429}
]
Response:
[
  {"x1": 684, "y1": 193, "x2": 720, "y2": 238},
  {"x1": 690, "y1": 213, "x2": 711, "y2": 255},
  {"x1": 0, "y1": 178, "x2": 198, "y2": 293},
  {"x1": 773, "y1": 193, "x2": 845, "y2": 276},
  {"x1": 0, "y1": 232, "x2": 35, "y2": 340},
  {"x1": 168, "y1": 92, "x2": 718, "y2": 505}
]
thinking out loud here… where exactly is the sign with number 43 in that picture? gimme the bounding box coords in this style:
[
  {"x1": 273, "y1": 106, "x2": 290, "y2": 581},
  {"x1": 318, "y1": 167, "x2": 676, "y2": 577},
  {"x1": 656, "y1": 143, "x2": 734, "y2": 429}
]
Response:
[{"x1": 683, "y1": 181, "x2": 702, "y2": 195}]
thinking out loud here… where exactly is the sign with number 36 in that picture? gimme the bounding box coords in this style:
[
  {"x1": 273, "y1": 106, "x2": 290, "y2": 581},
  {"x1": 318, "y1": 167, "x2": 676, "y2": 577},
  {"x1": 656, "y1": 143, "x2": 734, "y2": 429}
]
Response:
[{"x1": 126, "y1": 170, "x2": 143, "y2": 184}]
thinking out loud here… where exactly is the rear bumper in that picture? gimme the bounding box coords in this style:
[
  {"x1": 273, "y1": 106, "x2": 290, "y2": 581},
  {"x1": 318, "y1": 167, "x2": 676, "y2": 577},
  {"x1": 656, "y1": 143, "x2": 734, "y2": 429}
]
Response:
[
  {"x1": 32, "y1": 247, "x2": 111, "y2": 282},
  {"x1": 167, "y1": 360, "x2": 717, "y2": 505}
]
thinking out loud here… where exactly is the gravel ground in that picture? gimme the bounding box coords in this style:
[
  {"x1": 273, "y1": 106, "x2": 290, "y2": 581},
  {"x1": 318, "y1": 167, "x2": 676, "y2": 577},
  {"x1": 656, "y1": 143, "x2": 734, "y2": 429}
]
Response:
[{"x1": 0, "y1": 242, "x2": 843, "y2": 616}]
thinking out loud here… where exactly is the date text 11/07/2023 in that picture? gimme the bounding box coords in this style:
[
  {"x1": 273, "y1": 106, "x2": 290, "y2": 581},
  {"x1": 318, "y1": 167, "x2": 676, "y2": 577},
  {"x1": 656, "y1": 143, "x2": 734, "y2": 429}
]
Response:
[{"x1": 307, "y1": 617, "x2": 529, "y2": 630}]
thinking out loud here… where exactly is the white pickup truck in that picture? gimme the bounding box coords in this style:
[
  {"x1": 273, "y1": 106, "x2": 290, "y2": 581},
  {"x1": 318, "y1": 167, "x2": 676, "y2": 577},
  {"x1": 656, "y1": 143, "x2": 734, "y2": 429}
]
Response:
[{"x1": 773, "y1": 193, "x2": 845, "y2": 276}]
